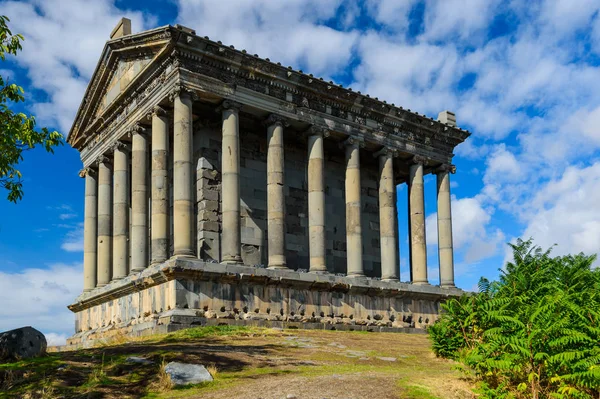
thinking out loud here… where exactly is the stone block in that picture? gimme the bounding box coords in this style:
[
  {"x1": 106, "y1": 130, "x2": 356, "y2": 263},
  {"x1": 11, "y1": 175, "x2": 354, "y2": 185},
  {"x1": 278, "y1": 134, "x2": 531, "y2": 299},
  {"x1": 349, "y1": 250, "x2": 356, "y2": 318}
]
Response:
[
  {"x1": 0, "y1": 327, "x2": 47, "y2": 360},
  {"x1": 164, "y1": 362, "x2": 213, "y2": 386}
]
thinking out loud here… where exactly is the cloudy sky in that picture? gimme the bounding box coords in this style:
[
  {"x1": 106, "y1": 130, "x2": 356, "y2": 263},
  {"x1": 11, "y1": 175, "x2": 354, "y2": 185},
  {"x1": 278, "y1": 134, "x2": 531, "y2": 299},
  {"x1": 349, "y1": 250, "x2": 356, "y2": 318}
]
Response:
[{"x1": 1, "y1": 0, "x2": 599, "y2": 344}]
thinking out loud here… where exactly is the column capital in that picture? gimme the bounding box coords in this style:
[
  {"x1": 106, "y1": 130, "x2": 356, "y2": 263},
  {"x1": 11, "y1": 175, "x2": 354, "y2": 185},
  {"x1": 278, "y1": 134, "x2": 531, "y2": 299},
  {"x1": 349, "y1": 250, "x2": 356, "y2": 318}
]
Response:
[
  {"x1": 168, "y1": 83, "x2": 198, "y2": 103},
  {"x1": 263, "y1": 113, "x2": 289, "y2": 128},
  {"x1": 79, "y1": 167, "x2": 96, "y2": 178},
  {"x1": 95, "y1": 155, "x2": 111, "y2": 166},
  {"x1": 152, "y1": 105, "x2": 167, "y2": 118},
  {"x1": 373, "y1": 147, "x2": 398, "y2": 159},
  {"x1": 304, "y1": 125, "x2": 330, "y2": 138},
  {"x1": 128, "y1": 123, "x2": 148, "y2": 138},
  {"x1": 436, "y1": 163, "x2": 456, "y2": 174},
  {"x1": 218, "y1": 100, "x2": 244, "y2": 113},
  {"x1": 410, "y1": 154, "x2": 428, "y2": 166},
  {"x1": 339, "y1": 136, "x2": 365, "y2": 149},
  {"x1": 112, "y1": 140, "x2": 131, "y2": 153}
]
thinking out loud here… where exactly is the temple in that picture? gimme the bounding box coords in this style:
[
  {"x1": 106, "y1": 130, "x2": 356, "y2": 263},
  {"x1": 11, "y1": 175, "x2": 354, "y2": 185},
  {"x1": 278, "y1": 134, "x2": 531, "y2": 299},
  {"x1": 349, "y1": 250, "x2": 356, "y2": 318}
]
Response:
[{"x1": 66, "y1": 19, "x2": 470, "y2": 345}]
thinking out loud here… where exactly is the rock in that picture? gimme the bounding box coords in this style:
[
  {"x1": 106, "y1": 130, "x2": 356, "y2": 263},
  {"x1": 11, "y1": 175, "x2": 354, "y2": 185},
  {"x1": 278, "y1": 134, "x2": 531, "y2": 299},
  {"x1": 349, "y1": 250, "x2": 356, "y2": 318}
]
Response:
[
  {"x1": 0, "y1": 327, "x2": 47, "y2": 361},
  {"x1": 376, "y1": 357, "x2": 397, "y2": 362},
  {"x1": 126, "y1": 356, "x2": 154, "y2": 365},
  {"x1": 164, "y1": 362, "x2": 214, "y2": 386},
  {"x1": 286, "y1": 395, "x2": 297, "y2": 399}
]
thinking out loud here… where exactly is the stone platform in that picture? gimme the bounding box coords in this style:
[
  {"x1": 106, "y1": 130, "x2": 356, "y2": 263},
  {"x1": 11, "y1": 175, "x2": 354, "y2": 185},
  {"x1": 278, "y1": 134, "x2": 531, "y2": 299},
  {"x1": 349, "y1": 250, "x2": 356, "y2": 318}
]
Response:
[{"x1": 67, "y1": 259, "x2": 462, "y2": 346}]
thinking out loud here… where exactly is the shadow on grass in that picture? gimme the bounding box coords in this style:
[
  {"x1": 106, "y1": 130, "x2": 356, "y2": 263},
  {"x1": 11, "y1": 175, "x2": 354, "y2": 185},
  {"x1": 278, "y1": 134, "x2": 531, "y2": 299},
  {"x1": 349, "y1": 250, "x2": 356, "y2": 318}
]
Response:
[{"x1": 0, "y1": 327, "x2": 294, "y2": 398}]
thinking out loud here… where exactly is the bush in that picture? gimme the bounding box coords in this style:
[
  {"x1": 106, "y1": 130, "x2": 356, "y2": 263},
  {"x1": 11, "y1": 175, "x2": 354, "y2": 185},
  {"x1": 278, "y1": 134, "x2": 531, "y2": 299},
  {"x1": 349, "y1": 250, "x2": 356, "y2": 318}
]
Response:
[{"x1": 430, "y1": 239, "x2": 600, "y2": 399}]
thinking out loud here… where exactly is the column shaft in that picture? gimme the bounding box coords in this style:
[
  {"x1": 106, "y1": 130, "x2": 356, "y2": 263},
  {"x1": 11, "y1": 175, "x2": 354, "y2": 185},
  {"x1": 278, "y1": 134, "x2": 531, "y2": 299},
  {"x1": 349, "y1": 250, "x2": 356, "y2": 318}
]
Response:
[
  {"x1": 409, "y1": 160, "x2": 428, "y2": 284},
  {"x1": 151, "y1": 107, "x2": 169, "y2": 264},
  {"x1": 82, "y1": 169, "x2": 97, "y2": 291},
  {"x1": 345, "y1": 141, "x2": 364, "y2": 277},
  {"x1": 221, "y1": 102, "x2": 242, "y2": 263},
  {"x1": 437, "y1": 168, "x2": 455, "y2": 287},
  {"x1": 97, "y1": 159, "x2": 112, "y2": 286},
  {"x1": 378, "y1": 151, "x2": 399, "y2": 281},
  {"x1": 267, "y1": 119, "x2": 286, "y2": 268},
  {"x1": 131, "y1": 128, "x2": 149, "y2": 271},
  {"x1": 112, "y1": 144, "x2": 129, "y2": 279},
  {"x1": 173, "y1": 93, "x2": 194, "y2": 257},
  {"x1": 308, "y1": 131, "x2": 327, "y2": 273}
]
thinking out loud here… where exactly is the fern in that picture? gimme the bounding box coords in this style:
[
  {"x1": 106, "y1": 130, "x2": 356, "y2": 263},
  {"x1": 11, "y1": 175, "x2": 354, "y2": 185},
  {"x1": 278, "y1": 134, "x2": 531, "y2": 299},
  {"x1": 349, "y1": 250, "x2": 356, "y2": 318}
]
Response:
[{"x1": 429, "y1": 239, "x2": 600, "y2": 398}]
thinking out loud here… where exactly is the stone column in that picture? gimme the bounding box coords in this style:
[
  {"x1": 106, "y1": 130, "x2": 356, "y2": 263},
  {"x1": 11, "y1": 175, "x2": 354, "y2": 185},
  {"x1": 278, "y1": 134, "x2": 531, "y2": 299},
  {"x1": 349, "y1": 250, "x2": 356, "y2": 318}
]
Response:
[
  {"x1": 265, "y1": 115, "x2": 287, "y2": 269},
  {"x1": 307, "y1": 127, "x2": 328, "y2": 273},
  {"x1": 375, "y1": 148, "x2": 399, "y2": 281},
  {"x1": 151, "y1": 106, "x2": 169, "y2": 264},
  {"x1": 172, "y1": 89, "x2": 194, "y2": 257},
  {"x1": 130, "y1": 124, "x2": 149, "y2": 272},
  {"x1": 112, "y1": 141, "x2": 129, "y2": 280},
  {"x1": 343, "y1": 137, "x2": 364, "y2": 277},
  {"x1": 409, "y1": 156, "x2": 428, "y2": 285},
  {"x1": 221, "y1": 100, "x2": 243, "y2": 264},
  {"x1": 96, "y1": 157, "x2": 112, "y2": 287},
  {"x1": 81, "y1": 168, "x2": 97, "y2": 291},
  {"x1": 437, "y1": 164, "x2": 455, "y2": 287}
]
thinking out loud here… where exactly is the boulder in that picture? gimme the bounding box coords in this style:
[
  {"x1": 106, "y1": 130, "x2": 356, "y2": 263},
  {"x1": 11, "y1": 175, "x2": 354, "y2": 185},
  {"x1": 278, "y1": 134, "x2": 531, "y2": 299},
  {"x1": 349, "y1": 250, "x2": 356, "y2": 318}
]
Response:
[
  {"x1": 0, "y1": 327, "x2": 47, "y2": 361},
  {"x1": 164, "y1": 362, "x2": 213, "y2": 386}
]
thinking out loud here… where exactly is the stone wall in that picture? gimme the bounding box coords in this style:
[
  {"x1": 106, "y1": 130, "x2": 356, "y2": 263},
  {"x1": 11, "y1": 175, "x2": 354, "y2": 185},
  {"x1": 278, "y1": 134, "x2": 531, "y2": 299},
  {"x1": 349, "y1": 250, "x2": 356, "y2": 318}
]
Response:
[
  {"x1": 67, "y1": 259, "x2": 459, "y2": 346},
  {"x1": 189, "y1": 121, "x2": 384, "y2": 276}
]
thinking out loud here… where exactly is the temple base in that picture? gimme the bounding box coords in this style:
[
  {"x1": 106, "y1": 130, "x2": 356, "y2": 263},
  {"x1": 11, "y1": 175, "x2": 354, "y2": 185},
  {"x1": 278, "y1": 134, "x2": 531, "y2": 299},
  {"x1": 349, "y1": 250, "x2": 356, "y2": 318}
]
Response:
[{"x1": 66, "y1": 259, "x2": 463, "y2": 347}]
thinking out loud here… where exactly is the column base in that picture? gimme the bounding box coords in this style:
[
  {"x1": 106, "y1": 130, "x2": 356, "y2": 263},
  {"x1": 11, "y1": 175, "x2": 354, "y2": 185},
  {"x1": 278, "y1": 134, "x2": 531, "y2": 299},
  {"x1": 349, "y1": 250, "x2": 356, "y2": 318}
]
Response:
[
  {"x1": 267, "y1": 264, "x2": 287, "y2": 269},
  {"x1": 440, "y1": 283, "x2": 456, "y2": 288},
  {"x1": 221, "y1": 255, "x2": 242, "y2": 264},
  {"x1": 382, "y1": 277, "x2": 399, "y2": 282},
  {"x1": 112, "y1": 276, "x2": 126, "y2": 281},
  {"x1": 309, "y1": 269, "x2": 329, "y2": 274},
  {"x1": 347, "y1": 273, "x2": 366, "y2": 278},
  {"x1": 172, "y1": 253, "x2": 195, "y2": 260},
  {"x1": 130, "y1": 268, "x2": 145, "y2": 275},
  {"x1": 412, "y1": 281, "x2": 430, "y2": 285},
  {"x1": 96, "y1": 283, "x2": 107, "y2": 288}
]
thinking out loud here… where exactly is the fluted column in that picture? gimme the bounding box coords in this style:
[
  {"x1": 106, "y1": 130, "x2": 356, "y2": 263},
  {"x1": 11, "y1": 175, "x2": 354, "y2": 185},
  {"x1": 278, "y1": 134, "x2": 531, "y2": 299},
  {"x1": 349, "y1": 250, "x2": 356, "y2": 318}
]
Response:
[
  {"x1": 112, "y1": 142, "x2": 129, "y2": 280},
  {"x1": 307, "y1": 127, "x2": 327, "y2": 273},
  {"x1": 221, "y1": 100, "x2": 243, "y2": 263},
  {"x1": 409, "y1": 156, "x2": 428, "y2": 285},
  {"x1": 81, "y1": 168, "x2": 97, "y2": 291},
  {"x1": 172, "y1": 89, "x2": 194, "y2": 257},
  {"x1": 375, "y1": 148, "x2": 399, "y2": 281},
  {"x1": 97, "y1": 157, "x2": 112, "y2": 287},
  {"x1": 343, "y1": 137, "x2": 364, "y2": 277},
  {"x1": 151, "y1": 106, "x2": 169, "y2": 264},
  {"x1": 130, "y1": 124, "x2": 149, "y2": 272},
  {"x1": 266, "y1": 114, "x2": 287, "y2": 269},
  {"x1": 437, "y1": 164, "x2": 455, "y2": 287}
]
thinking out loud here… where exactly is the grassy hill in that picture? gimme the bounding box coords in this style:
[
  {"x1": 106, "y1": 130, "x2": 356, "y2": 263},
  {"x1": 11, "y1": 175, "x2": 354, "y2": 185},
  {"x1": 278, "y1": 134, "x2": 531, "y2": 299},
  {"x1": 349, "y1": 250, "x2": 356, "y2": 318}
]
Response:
[{"x1": 0, "y1": 326, "x2": 473, "y2": 399}]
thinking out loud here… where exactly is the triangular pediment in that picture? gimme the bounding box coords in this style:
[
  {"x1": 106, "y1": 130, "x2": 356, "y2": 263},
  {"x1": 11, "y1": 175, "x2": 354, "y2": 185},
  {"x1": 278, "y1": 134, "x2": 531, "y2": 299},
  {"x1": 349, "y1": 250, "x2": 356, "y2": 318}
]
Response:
[
  {"x1": 95, "y1": 55, "x2": 154, "y2": 118},
  {"x1": 68, "y1": 26, "x2": 175, "y2": 149}
]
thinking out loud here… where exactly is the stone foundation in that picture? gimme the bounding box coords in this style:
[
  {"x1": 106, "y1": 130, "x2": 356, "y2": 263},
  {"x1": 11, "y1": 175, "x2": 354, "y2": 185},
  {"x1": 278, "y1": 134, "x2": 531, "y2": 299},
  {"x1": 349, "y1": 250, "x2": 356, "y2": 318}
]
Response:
[{"x1": 67, "y1": 259, "x2": 462, "y2": 346}]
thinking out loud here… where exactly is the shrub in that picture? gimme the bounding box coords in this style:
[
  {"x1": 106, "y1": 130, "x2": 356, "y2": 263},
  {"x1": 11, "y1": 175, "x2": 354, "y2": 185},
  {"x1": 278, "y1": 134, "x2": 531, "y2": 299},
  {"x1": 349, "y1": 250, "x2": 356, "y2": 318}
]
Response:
[{"x1": 430, "y1": 239, "x2": 600, "y2": 399}]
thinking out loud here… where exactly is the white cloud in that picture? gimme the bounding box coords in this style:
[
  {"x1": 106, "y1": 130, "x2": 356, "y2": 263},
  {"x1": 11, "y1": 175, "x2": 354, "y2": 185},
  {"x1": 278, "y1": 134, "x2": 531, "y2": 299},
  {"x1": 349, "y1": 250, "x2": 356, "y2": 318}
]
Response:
[
  {"x1": 521, "y1": 162, "x2": 600, "y2": 258},
  {"x1": 365, "y1": 0, "x2": 418, "y2": 31},
  {"x1": 421, "y1": 0, "x2": 502, "y2": 43},
  {"x1": 45, "y1": 333, "x2": 69, "y2": 346},
  {"x1": 484, "y1": 144, "x2": 522, "y2": 184},
  {"x1": 61, "y1": 225, "x2": 84, "y2": 252},
  {"x1": 59, "y1": 213, "x2": 77, "y2": 220},
  {"x1": 176, "y1": 0, "x2": 358, "y2": 78},
  {"x1": 2, "y1": 0, "x2": 156, "y2": 132},
  {"x1": 0, "y1": 263, "x2": 82, "y2": 338},
  {"x1": 426, "y1": 196, "x2": 504, "y2": 265}
]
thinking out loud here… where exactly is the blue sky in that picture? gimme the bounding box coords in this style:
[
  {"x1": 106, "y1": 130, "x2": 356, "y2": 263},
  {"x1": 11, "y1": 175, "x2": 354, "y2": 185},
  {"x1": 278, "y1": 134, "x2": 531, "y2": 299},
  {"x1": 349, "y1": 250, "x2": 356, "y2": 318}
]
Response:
[{"x1": 2, "y1": 0, "x2": 600, "y2": 344}]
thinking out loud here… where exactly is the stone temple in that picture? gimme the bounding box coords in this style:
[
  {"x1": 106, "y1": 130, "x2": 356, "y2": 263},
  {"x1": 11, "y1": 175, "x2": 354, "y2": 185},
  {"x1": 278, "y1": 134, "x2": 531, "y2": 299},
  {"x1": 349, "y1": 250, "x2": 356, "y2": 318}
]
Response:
[{"x1": 66, "y1": 19, "x2": 469, "y2": 345}]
